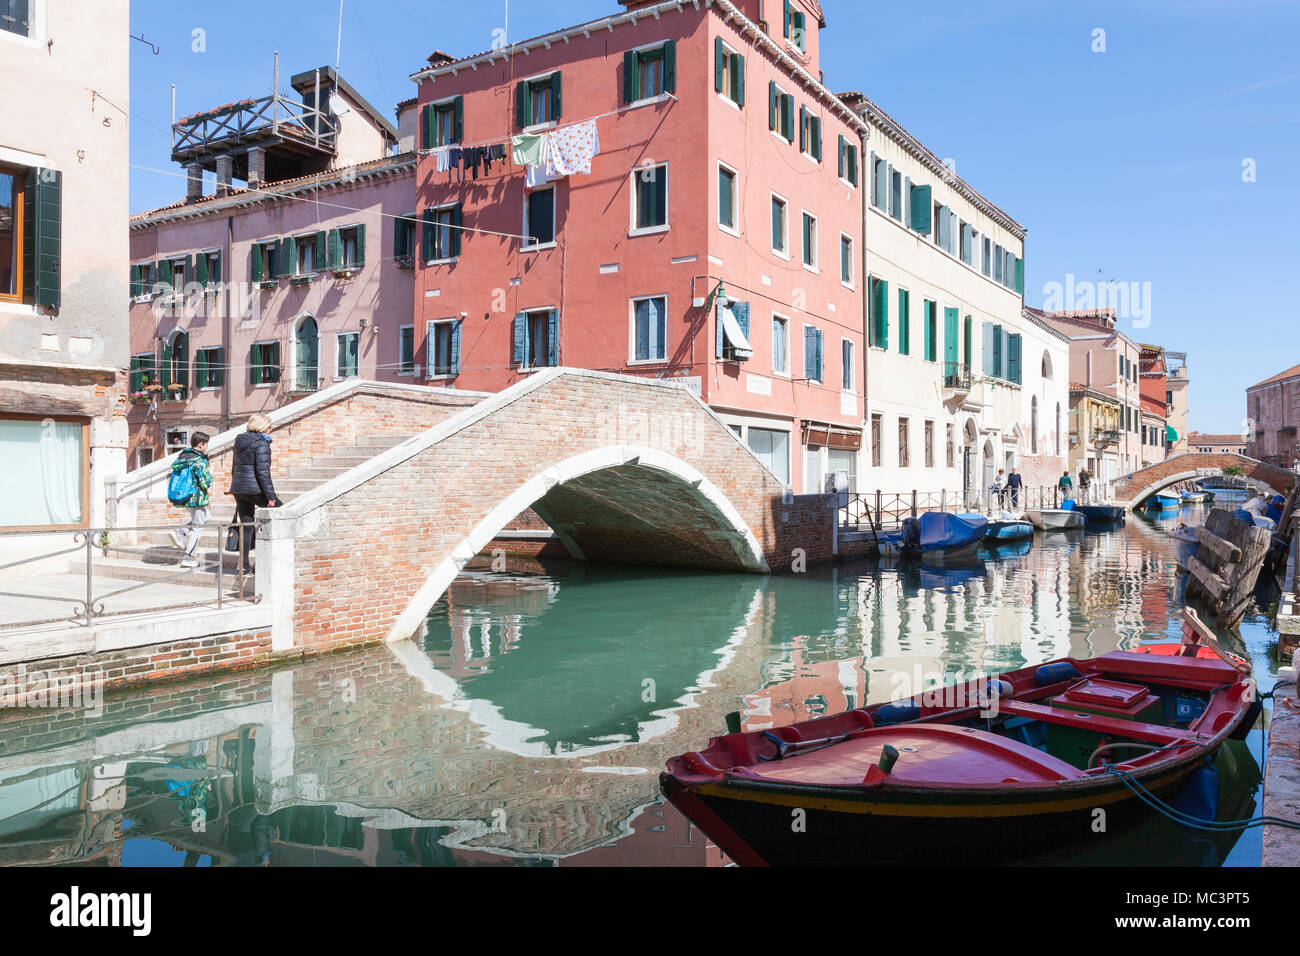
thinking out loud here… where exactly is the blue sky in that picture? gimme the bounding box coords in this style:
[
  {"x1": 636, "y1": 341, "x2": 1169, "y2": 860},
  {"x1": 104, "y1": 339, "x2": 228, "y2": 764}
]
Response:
[{"x1": 127, "y1": 0, "x2": 1299, "y2": 433}]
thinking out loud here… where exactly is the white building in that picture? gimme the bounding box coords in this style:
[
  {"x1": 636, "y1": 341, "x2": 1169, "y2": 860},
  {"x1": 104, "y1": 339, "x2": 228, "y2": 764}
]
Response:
[{"x1": 841, "y1": 92, "x2": 1069, "y2": 506}]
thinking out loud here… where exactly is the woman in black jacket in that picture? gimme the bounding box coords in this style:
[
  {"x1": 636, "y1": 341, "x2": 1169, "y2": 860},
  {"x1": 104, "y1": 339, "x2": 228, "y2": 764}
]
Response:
[{"x1": 229, "y1": 413, "x2": 278, "y2": 574}]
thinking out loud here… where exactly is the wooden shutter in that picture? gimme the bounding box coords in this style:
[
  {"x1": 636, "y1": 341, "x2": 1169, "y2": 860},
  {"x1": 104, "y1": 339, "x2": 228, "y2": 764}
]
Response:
[
  {"x1": 909, "y1": 184, "x2": 931, "y2": 233},
  {"x1": 812, "y1": 116, "x2": 821, "y2": 161},
  {"x1": 769, "y1": 81, "x2": 777, "y2": 131},
  {"x1": 923, "y1": 307, "x2": 933, "y2": 363},
  {"x1": 784, "y1": 0, "x2": 791, "y2": 36},
  {"x1": 451, "y1": 319, "x2": 463, "y2": 375},
  {"x1": 963, "y1": 315, "x2": 972, "y2": 367},
  {"x1": 624, "y1": 51, "x2": 637, "y2": 104},
  {"x1": 799, "y1": 105, "x2": 807, "y2": 152},
  {"x1": 550, "y1": 71, "x2": 562, "y2": 120},
  {"x1": 815, "y1": 329, "x2": 824, "y2": 381},
  {"x1": 212, "y1": 347, "x2": 225, "y2": 387},
  {"x1": 450, "y1": 204, "x2": 463, "y2": 257},
  {"x1": 453, "y1": 96, "x2": 464, "y2": 143},
  {"x1": 838, "y1": 136, "x2": 845, "y2": 179},
  {"x1": 715, "y1": 37, "x2": 725, "y2": 92},
  {"x1": 314, "y1": 231, "x2": 327, "y2": 270},
  {"x1": 783, "y1": 95, "x2": 794, "y2": 140},
  {"x1": 512, "y1": 313, "x2": 528, "y2": 365},
  {"x1": 251, "y1": 243, "x2": 264, "y2": 282},
  {"x1": 898, "y1": 290, "x2": 910, "y2": 355},
  {"x1": 420, "y1": 103, "x2": 433, "y2": 150},
  {"x1": 355, "y1": 224, "x2": 366, "y2": 267},
  {"x1": 716, "y1": 304, "x2": 725, "y2": 358},
  {"x1": 735, "y1": 54, "x2": 745, "y2": 106},
  {"x1": 195, "y1": 253, "x2": 208, "y2": 287},
  {"x1": 804, "y1": 326, "x2": 813, "y2": 378},
  {"x1": 992, "y1": 324, "x2": 1003, "y2": 377},
  {"x1": 663, "y1": 41, "x2": 676, "y2": 93},
  {"x1": 249, "y1": 344, "x2": 261, "y2": 385},
  {"x1": 512, "y1": 81, "x2": 529, "y2": 127},
  {"x1": 422, "y1": 209, "x2": 435, "y2": 261},
  {"x1": 279, "y1": 237, "x2": 295, "y2": 277},
  {"x1": 1015, "y1": 257, "x2": 1024, "y2": 294},
  {"x1": 23, "y1": 168, "x2": 61, "y2": 309},
  {"x1": 328, "y1": 229, "x2": 342, "y2": 271},
  {"x1": 393, "y1": 216, "x2": 408, "y2": 260},
  {"x1": 944, "y1": 308, "x2": 959, "y2": 367}
]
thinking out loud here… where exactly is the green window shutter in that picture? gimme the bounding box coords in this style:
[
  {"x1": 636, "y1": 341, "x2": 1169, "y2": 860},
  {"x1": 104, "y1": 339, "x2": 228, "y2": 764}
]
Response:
[
  {"x1": 512, "y1": 313, "x2": 528, "y2": 365},
  {"x1": 161, "y1": 341, "x2": 173, "y2": 389},
  {"x1": 450, "y1": 204, "x2": 463, "y2": 257},
  {"x1": 314, "y1": 231, "x2": 327, "y2": 270},
  {"x1": 394, "y1": 216, "x2": 407, "y2": 259},
  {"x1": 23, "y1": 167, "x2": 61, "y2": 309},
  {"x1": 715, "y1": 37, "x2": 725, "y2": 92},
  {"x1": 963, "y1": 315, "x2": 972, "y2": 367},
  {"x1": 420, "y1": 104, "x2": 432, "y2": 150},
  {"x1": 944, "y1": 307, "x2": 959, "y2": 367},
  {"x1": 129, "y1": 265, "x2": 141, "y2": 298},
  {"x1": 992, "y1": 324, "x2": 1003, "y2": 377},
  {"x1": 129, "y1": 355, "x2": 141, "y2": 392},
  {"x1": 547, "y1": 309, "x2": 559, "y2": 367},
  {"x1": 328, "y1": 229, "x2": 342, "y2": 270},
  {"x1": 422, "y1": 209, "x2": 434, "y2": 261},
  {"x1": 453, "y1": 96, "x2": 464, "y2": 143},
  {"x1": 516, "y1": 80, "x2": 531, "y2": 127},
  {"x1": 550, "y1": 71, "x2": 562, "y2": 120},
  {"x1": 768, "y1": 81, "x2": 777, "y2": 131},
  {"x1": 624, "y1": 51, "x2": 636, "y2": 104},
  {"x1": 249, "y1": 345, "x2": 261, "y2": 386},
  {"x1": 196, "y1": 251, "x2": 208, "y2": 287},
  {"x1": 1015, "y1": 257, "x2": 1024, "y2": 294},
  {"x1": 196, "y1": 349, "x2": 208, "y2": 389},
  {"x1": 783, "y1": 96, "x2": 794, "y2": 140},
  {"x1": 815, "y1": 329, "x2": 824, "y2": 381},
  {"x1": 735, "y1": 54, "x2": 745, "y2": 106},
  {"x1": 355, "y1": 224, "x2": 366, "y2": 267},
  {"x1": 783, "y1": 0, "x2": 791, "y2": 37},
  {"x1": 450, "y1": 319, "x2": 463, "y2": 375},
  {"x1": 923, "y1": 307, "x2": 933, "y2": 363},
  {"x1": 251, "y1": 243, "x2": 264, "y2": 282},
  {"x1": 663, "y1": 41, "x2": 676, "y2": 93},
  {"x1": 213, "y1": 347, "x2": 225, "y2": 387},
  {"x1": 799, "y1": 105, "x2": 807, "y2": 152},
  {"x1": 279, "y1": 237, "x2": 295, "y2": 277},
  {"x1": 898, "y1": 290, "x2": 910, "y2": 355},
  {"x1": 909, "y1": 184, "x2": 931, "y2": 233},
  {"x1": 269, "y1": 341, "x2": 281, "y2": 381},
  {"x1": 813, "y1": 117, "x2": 822, "y2": 161},
  {"x1": 838, "y1": 136, "x2": 845, "y2": 179},
  {"x1": 211, "y1": 251, "x2": 222, "y2": 284}
]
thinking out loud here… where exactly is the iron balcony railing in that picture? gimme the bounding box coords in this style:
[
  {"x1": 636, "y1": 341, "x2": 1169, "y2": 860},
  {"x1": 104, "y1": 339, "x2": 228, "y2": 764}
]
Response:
[
  {"x1": 943, "y1": 362, "x2": 973, "y2": 391},
  {"x1": 1092, "y1": 428, "x2": 1121, "y2": 446},
  {"x1": 0, "y1": 524, "x2": 259, "y2": 631}
]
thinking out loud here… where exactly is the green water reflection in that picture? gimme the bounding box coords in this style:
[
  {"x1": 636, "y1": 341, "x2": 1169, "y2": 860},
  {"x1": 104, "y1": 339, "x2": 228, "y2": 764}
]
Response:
[{"x1": 0, "y1": 495, "x2": 1279, "y2": 866}]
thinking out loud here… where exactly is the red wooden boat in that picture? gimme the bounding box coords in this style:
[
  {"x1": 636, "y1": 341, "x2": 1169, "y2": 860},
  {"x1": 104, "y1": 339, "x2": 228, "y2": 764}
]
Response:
[{"x1": 661, "y1": 608, "x2": 1257, "y2": 866}]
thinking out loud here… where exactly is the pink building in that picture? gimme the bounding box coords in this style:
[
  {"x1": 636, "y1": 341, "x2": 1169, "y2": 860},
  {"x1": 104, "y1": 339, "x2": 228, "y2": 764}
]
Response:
[
  {"x1": 407, "y1": 0, "x2": 867, "y2": 491},
  {"x1": 127, "y1": 66, "x2": 413, "y2": 465}
]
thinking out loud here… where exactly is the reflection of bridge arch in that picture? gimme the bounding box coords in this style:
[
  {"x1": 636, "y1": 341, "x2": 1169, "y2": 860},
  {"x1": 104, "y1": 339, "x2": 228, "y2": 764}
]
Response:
[{"x1": 1113, "y1": 452, "x2": 1295, "y2": 509}]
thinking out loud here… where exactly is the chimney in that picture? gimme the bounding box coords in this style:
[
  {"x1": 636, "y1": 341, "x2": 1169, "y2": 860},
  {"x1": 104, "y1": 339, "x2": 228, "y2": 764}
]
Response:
[
  {"x1": 426, "y1": 50, "x2": 455, "y2": 68},
  {"x1": 186, "y1": 163, "x2": 203, "y2": 203},
  {"x1": 215, "y1": 154, "x2": 233, "y2": 197},
  {"x1": 248, "y1": 146, "x2": 266, "y2": 188}
]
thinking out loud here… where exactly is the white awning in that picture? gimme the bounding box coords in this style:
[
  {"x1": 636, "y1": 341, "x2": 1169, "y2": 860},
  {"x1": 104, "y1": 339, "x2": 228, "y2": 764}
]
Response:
[{"x1": 720, "y1": 305, "x2": 753, "y2": 360}]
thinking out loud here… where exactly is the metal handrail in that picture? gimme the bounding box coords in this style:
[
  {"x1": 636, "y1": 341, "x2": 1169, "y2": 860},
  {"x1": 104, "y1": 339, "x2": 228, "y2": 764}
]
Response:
[
  {"x1": 0, "y1": 524, "x2": 260, "y2": 631},
  {"x1": 837, "y1": 482, "x2": 1120, "y2": 531}
]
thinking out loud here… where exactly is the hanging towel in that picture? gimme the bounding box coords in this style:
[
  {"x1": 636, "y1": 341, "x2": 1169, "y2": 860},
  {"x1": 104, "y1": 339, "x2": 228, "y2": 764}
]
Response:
[
  {"x1": 546, "y1": 120, "x2": 600, "y2": 178},
  {"x1": 525, "y1": 135, "x2": 557, "y2": 188},
  {"x1": 511, "y1": 133, "x2": 544, "y2": 167},
  {"x1": 433, "y1": 146, "x2": 451, "y2": 173}
]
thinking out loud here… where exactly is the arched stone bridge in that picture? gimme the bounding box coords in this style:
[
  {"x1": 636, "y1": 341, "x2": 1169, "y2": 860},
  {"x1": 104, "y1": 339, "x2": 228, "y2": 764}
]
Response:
[
  {"x1": 1113, "y1": 452, "x2": 1296, "y2": 510},
  {"x1": 259, "y1": 369, "x2": 834, "y2": 653}
]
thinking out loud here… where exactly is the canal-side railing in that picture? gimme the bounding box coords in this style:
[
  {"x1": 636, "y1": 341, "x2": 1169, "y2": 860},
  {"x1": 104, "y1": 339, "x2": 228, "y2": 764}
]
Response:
[
  {"x1": 839, "y1": 483, "x2": 1118, "y2": 530},
  {"x1": 0, "y1": 525, "x2": 260, "y2": 630}
]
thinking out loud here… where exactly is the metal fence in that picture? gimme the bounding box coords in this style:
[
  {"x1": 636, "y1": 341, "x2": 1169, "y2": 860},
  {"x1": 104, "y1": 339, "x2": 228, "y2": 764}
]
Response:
[
  {"x1": 0, "y1": 524, "x2": 259, "y2": 631},
  {"x1": 839, "y1": 483, "x2": 1114, "y2": 531}
]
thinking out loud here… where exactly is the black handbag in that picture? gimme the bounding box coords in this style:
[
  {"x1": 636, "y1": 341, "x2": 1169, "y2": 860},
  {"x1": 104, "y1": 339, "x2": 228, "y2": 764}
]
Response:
[{"x1": 225, "y1": 518, "x2": 240, "y2": 553}]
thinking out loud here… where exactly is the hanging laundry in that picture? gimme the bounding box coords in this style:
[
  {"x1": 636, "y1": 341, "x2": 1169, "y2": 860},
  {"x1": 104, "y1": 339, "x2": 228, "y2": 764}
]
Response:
[
  {"x1": 487, "y1": 143, "x2": 508, "y2": 171},
  {"x1": 447, "y1": 147, "x2": 463, "y2": 182},
  {"x1": 511, "y1": 132, "x2": 545, "y2": 168},
  {"x1": 545, "y1": 120, "x2": 600, "y2": 178},
  {"x1": 434, "y1": 146, "x2": 452, "y2": 173},
  {"x1": 525, "y1": 135, "x2": 556, "y2": 189}
]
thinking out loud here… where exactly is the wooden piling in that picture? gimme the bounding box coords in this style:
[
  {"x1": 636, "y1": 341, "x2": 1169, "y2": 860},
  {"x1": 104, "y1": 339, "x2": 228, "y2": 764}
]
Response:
[{"x1": 1185, "y1": 506, "x2": 1273, "y2": 629}]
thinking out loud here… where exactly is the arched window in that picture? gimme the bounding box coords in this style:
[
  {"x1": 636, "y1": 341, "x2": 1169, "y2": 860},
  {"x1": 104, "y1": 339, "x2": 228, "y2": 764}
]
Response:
[
  {"x1": 1031, "y1": 396, "x2": 1039, "y2": 454},
  {"x1": 1042, "y1": 351, "x2": 1053, "y2": 380},
  {"x1": 295, "y1": 315, "x2": 319, "y2": 391},
  {"x1": 163, "y1": 329, "x2": 188, "y2": 401}
]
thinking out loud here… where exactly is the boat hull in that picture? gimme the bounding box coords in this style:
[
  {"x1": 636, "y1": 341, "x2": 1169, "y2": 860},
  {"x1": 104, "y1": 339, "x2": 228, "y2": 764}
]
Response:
[
  {"x1": 985, "y1": 520, "x2": 1034, "y2": 541},
  {"x1": 1077, "y1": 505, "x2": 1125, "y2": 523},
  {"x1": 1146, "y1": 494, "x2": 1180, "y2": 511},
  {"x1": 1040, "y1": 510, "x2": 1086, "y2": 530}
]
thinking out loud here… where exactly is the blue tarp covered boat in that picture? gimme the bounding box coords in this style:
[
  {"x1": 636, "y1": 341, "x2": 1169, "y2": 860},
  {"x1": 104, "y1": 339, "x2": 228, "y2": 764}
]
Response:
[
  {"x1": 1077, "y1": 504, "x2": 1125, "y2": 523},
  {"x1": 915, "y1": 511, "x2": 988, "y2": 557}
]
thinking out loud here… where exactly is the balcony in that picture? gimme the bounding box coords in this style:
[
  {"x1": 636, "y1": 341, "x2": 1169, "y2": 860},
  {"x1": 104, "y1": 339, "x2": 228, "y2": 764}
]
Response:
[
  {"x1": 942, "y1": 362, "x2": 973, "y2": 395},
  {"x1": 1092, "y1": 428, "x2": 1120, "y2": 446}
]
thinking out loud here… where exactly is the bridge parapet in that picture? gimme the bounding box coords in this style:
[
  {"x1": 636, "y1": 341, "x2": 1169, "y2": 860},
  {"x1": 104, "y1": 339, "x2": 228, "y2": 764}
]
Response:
[{"x1": 1112, "y1": 452, "x2": 1296, "y2": 510}]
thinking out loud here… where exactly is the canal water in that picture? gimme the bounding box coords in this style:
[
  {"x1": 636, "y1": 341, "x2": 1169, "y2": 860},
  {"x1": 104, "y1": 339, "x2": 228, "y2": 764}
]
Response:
[{"x1": 0, "y1": 492, "x2": 1284, "y2": 866}]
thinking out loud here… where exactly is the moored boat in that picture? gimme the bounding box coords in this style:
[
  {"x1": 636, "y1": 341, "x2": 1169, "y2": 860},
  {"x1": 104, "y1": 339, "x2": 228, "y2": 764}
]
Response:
[
  {"x1": 893, "y1": 511, "x2": 989, "y2": 559},
  {"x1": 1145, "y1": 493, "x2": 1180, "y2": 511},
  {"x1": 1180, "y1": 491, "x2": 1208, "y2": 504},
  {"x1": 1030, "y1": 509, "x2": 1086, "y2": 530},
  {"x1": 1077, "y1": 503, "x2": 1126, "y2": 523},
  {"x1": 661, "y1": 609, "x2": 1256, "y2": 866},
  {"x1": 985, "y1": 512, "x2": 1034, "y2": 542}
]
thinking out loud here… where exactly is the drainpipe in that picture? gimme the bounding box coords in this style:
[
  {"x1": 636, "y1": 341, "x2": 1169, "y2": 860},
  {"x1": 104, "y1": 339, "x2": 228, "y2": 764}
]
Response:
[
  {"x1": 859, "y1": 121, "x2": 870, "y2": 474},
  {"x1": 224, "y1": 214, "x2": 234, "y2": 431}
]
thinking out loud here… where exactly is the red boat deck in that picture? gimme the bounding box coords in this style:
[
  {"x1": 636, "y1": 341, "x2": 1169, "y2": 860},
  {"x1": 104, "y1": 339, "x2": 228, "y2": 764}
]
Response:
[{"x1": 738, "y1": 725, "x2": 1086, "y2": 786}]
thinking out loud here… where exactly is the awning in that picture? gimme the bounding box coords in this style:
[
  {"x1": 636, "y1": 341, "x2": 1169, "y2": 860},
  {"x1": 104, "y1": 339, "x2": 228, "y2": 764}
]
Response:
[
  {"x1": 719, "y1": 305, "x2": 754, "y2": 360},
  {"x1": 802, "y1": 423, "x2": 863, "y2": 451},
  {"x1": 1166, "y1": 425, "x2": 1179, "y2": 443}
]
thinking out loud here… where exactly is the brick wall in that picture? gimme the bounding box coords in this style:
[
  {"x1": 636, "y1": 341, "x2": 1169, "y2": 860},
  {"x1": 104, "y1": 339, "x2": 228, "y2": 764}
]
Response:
[
  {"x1": 1113, "y1": 452, "x2": 1297, "y2": 503},
  {"x1": 119, "y1": 383, "x2": 481, "y2": 528},
  {"x1": 272, "y1": 372, "x2": 837, "y2": 651}
]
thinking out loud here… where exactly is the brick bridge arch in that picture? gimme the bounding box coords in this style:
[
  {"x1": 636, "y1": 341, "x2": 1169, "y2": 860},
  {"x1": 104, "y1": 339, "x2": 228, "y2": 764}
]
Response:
[
  {"x1": 261, "y1": 369, "x2": 825, "y2": 653},
  {"x1": 1112, "y1": 452, "x2": 1296, "y2": 510}
]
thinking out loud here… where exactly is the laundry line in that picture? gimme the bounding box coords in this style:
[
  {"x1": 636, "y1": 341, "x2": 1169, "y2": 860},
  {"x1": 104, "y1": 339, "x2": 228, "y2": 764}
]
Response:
[{"x1": 414, "y1": 93, "x2": 678, "y2": 157}]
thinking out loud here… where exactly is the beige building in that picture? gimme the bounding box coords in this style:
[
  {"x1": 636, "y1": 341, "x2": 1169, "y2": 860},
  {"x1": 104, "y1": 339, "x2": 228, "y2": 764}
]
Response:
[
  {"x1": 1165, "y1": 351, "x2": 1190, "y2": 454},
  {"x1": 1186, "y1": 432, "x2": 1248, "y2": 455},
  {"x1": 1066, "y1": 384, "x2": 1120, "y2": 488},
  {"x1": 1246, "y1": 363, "x2": 1300, "y2": 469},
  {"x1": 0, "y1": 1, "x2": 130, "y2": 546}
]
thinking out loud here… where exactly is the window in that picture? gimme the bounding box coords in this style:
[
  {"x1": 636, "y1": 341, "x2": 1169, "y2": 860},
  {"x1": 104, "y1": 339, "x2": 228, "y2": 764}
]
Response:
[
  {"x1": 524, "y1": 187, "x2": 556, "y2": 248},
  {"x1": 946, "y1": 423, "x2": 955, "y2": 468},
  {"x1": 840, "y1": 235, "x2": 853, "y2": 286},
  {"x1": 838, "y1": 136, "x2": 859, "y2": 186},
  {"x1": 718, "y1": 165, "x2": 737, "y2": 232},
  {"x1": 925, "y1": 420, "x2": 935, "y2": 468},
  {"x1": 783, "y1": 0, "x2": 807, "y2": 52},
  {"x1": 294, "y1": 234, "x2": 319, "y2": 275},
  {"x1": 399, "y1": 325, "x2": 415, "y2": 376},
  {"x1": 195, "y1": 347, "x2": 224, "y2": 389},
  {"x1": 870, "y1": 153, "x2": 888, "y2": 210},
  {"x1": 803, "y1": 325, "x2": 824, "y2": 382},
  {"x1": 715, "y1": 39, "x2": 745, "y2": 106},
  {"x1": 801, "y1": 211, "x2": 817, "y2": 270},
  {"x1": 423, "y1": 204, "x2": 462, "y2": 261},
  {"x1": 841, "y1": 339, "x2": 854, "y2": 391},
  {"x1": 889, "y1": 168, "x2": 903, "y2": 220},
  {"x1": 518, "y1": 71, "x2": 562, "y2": 127},
  {"x1": 129, "y1": 352, "x2": 158, "y2": 394},
  {"x1": 420, "y1": 96, "x2": 463, "y2": 149},
  {"x1": 994, "y1": 244, "x2": 1004, "y2": 283},
  {"x1": 923, "y1": 300, "x2": 938, "y2": 362},
  {"x1": 1, "y1": 0, "x2": 31, "y2": 37},
  {"x1": 394, "y1": 213, "x2": 417, "y2": 267},
  {"x1": 162, "y1": 331, "x2": 189, "y2": 399},
  {"x1": 898, "y1": 289, "x2": 910, "y2": 355},
  {"x1": 828, "y1": 448, "x2": 856, "y2": 490},
  {"x1": 337, "y1": 332, "x2": 359, "y2": 379},
  {"x1": 513, "y1": 308, "x2": 558, "y2": 369},
  {"x1": 771, "y1": 194, "x2": 788, "y2": 254},
  {"x1": 898, "y1": 417, "x2": 910, "y2": 468},
  {"x1": 982, "y1": 237, "x2": 991, "y2": 277},
  {"x1": 871, "y1": 414, "x2": 882, "y2": 468},
  {"x1": 0, "y1": 415, "x2": 87, "y2": 529},
  {"x1": 194, "y1": 250, "x2": 221, "y2": 290},
  {"x1": 129, "y1": 262, "x2": 156, "y2": 298},
  {"x1": 772, "y1": 315, "x2": 789, "y2": 375},
  {"x1": 249, "y1": 340, "x2": 281, "y2": 385},
  {"x1": 331, "y1": 225, "x2": 365, "y2": 271},
  {"x1": 625, "y1": 41, "x2": 677, "y2": 103},
  {"x1": 632, "y1": 164, "x2": 668, "y2": 233},
  {"x1": 748, "y1": 427, "x2": 790, "y2": 485},
  {"x1": 428, "y1": 318, "x2": 463, "y2": 377},
  {"x1": 631, "y1": 296, "x2": 667, "y2": 363},
  {"x1": 909, "y1": 183, "x2": 931, "y2": 234},
  {"x1": 799, "y1": 106, "x2": 822, "y2": 161},
  {"x1": 959, "y1": 222, "x2": 973, "y2": 266},
  {"x1": 251, "y1": 239, "x2": 279, "y2": 283},
  {"x1": 768, "y1": 83, "x2": 795, "y2": 140},
  {"x1": 294, "y1": 317, "x2": 319, "y2": 391}
]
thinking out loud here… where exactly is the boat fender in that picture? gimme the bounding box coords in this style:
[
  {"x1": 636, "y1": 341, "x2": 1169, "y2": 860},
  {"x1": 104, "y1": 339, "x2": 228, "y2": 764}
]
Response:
[
  {"x1": 986, "y1": 679, "x2": 1015, "y2": 700},
  {"x1": 1170, "y1": 763, "x2": 1219, "y2": 828},
  {"x1": 1034, "y1": 662, "x2": 1082, "y2": 686},
  {"x1": 873, "y1": 703, "x2": 922, "y2": 725}
]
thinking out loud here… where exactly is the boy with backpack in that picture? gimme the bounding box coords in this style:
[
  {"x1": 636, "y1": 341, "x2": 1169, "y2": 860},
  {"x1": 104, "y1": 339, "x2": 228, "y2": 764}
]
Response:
[{"x1": 168, "y1": 432, "x2": 213, "y2": 569}]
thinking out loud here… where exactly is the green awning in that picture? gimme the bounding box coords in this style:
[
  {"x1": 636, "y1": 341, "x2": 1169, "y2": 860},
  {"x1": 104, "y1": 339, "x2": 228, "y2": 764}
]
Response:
[{"x1": 1166, "y1": 425, "x2": 1179, "y2": 442}]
